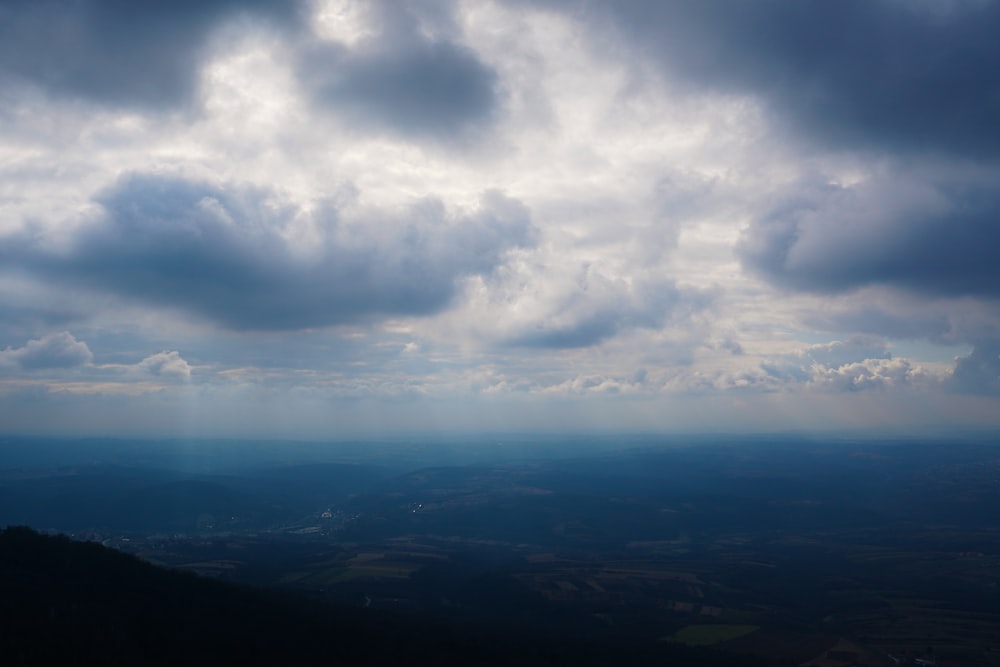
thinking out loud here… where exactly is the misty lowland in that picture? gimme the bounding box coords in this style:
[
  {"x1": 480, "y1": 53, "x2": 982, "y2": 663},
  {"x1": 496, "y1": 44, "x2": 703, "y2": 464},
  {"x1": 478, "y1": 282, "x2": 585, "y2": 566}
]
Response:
[{"x1": 3, "y1": 435, "x2": 999, "y2": 666}]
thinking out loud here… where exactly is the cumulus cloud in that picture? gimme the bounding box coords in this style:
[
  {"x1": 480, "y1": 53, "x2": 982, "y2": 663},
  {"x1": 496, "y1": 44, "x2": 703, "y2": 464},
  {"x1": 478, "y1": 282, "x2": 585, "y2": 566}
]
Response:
[
  {"x1": 739, "y1": 171, "x2": 1000, "y2": 298},
  {"x1": 447, "y1": 250, "x2": 716, "y2": 351},
  {"x1": 757, "y1": 337, "x2": 942, "y2": 393},
  {"x1": 508, "y1": 273, "x2": 691, "y2": 349},
  {"x1": 534, "y1": 373, "x2": 641, "y2": 396},
  {"x1": 0, "y1": 0, "x2": 302, "y2": 109},
  {"x1": 809, "y1": 357, "x2": 934, "y2": 392},
  {"x1": 136, "y1": 350, "x2": 192, "y2": 381},
  {"x1": 0, "y1": 331, "x2": 93, "y2": 371},
  {"x1": 299, "y1": 2, "x2": 500, "y2": 141},
  {"x1": 1, "y1": 173, "x2": 536, "y2": 330}
]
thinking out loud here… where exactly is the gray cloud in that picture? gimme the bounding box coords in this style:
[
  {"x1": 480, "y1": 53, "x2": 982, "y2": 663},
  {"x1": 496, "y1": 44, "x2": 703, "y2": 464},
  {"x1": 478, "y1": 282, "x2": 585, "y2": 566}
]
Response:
[
  {"x1": 299, "y1": 8, "x2": 499, "y2": 140},
  {"x1": 1, "y1": 173, "x2": 536, "y2": 331},
  {"x1": 949, "y1": 342, "x2": 1000, "y2": 394},
  {"x1": 0, "y1": 331, "x2": 93, "y2": 370},
  {"x1": 738, "y1": 172, "x2": 1000, "y2": 298},
  {"x1": 508, "y1": 273, "x2": 705, "y2": 349},
  {"x1": 0, "y1": 0, "x2": 301, "y2": 108},
  {"x1": 571, "y1": 0, "x2": 1000, "y2": 160}
]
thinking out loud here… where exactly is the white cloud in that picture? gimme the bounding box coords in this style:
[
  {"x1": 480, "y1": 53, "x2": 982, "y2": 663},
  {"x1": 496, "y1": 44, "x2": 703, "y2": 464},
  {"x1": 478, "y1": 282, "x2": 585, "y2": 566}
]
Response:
[
  {"x1": 0, "y1": 332, "x2": 93, "y2": 370},
  {"x1": 808, "y1": 357, "x2": 940, "y2": 392},
  {"x1": 136, "y1": 351, "x2": 192, "y2": 381}
]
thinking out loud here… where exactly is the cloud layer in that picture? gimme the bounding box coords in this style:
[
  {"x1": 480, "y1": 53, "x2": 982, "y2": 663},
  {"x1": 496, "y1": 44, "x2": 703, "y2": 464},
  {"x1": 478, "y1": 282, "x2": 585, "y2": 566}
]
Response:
[{"x1": 1, "y1": 0, "x2": 999, "y2": 435}]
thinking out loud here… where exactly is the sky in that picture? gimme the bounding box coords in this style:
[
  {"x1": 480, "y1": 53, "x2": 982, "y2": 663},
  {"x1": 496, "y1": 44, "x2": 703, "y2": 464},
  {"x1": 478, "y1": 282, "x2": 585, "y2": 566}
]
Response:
[{"x1": 1, "y1": 0, "x2": 1000, "y2": 438}]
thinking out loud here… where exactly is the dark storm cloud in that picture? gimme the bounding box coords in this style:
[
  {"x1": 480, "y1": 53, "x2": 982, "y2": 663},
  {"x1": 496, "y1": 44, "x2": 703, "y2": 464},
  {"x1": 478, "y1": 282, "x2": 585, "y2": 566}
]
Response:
[
  {"x1": 949, "y1": 342, "x2": 1000, "y2": 394},
  {"x1": 0, "y1": 0, "x2": 301, "y2": 108},
  {"x1": 738, "y1": 173, "x2": 1000, "y2": 298},
  {"x1": 580, "y1": 0, "x2": 1000, "y2": 159},
  {"x1": 0, "y1": 174, "x2": 535, "y2": 331},
  {"x1": 298, "y1": 4, "x2": 499, "y2": 140}
]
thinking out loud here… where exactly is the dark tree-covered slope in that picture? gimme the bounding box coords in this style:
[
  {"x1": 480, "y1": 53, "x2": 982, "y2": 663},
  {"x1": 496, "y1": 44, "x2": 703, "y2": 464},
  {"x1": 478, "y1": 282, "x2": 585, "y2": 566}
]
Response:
[{"x1": 0, "y1": 526, "x2": 783, "y2": 667}]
